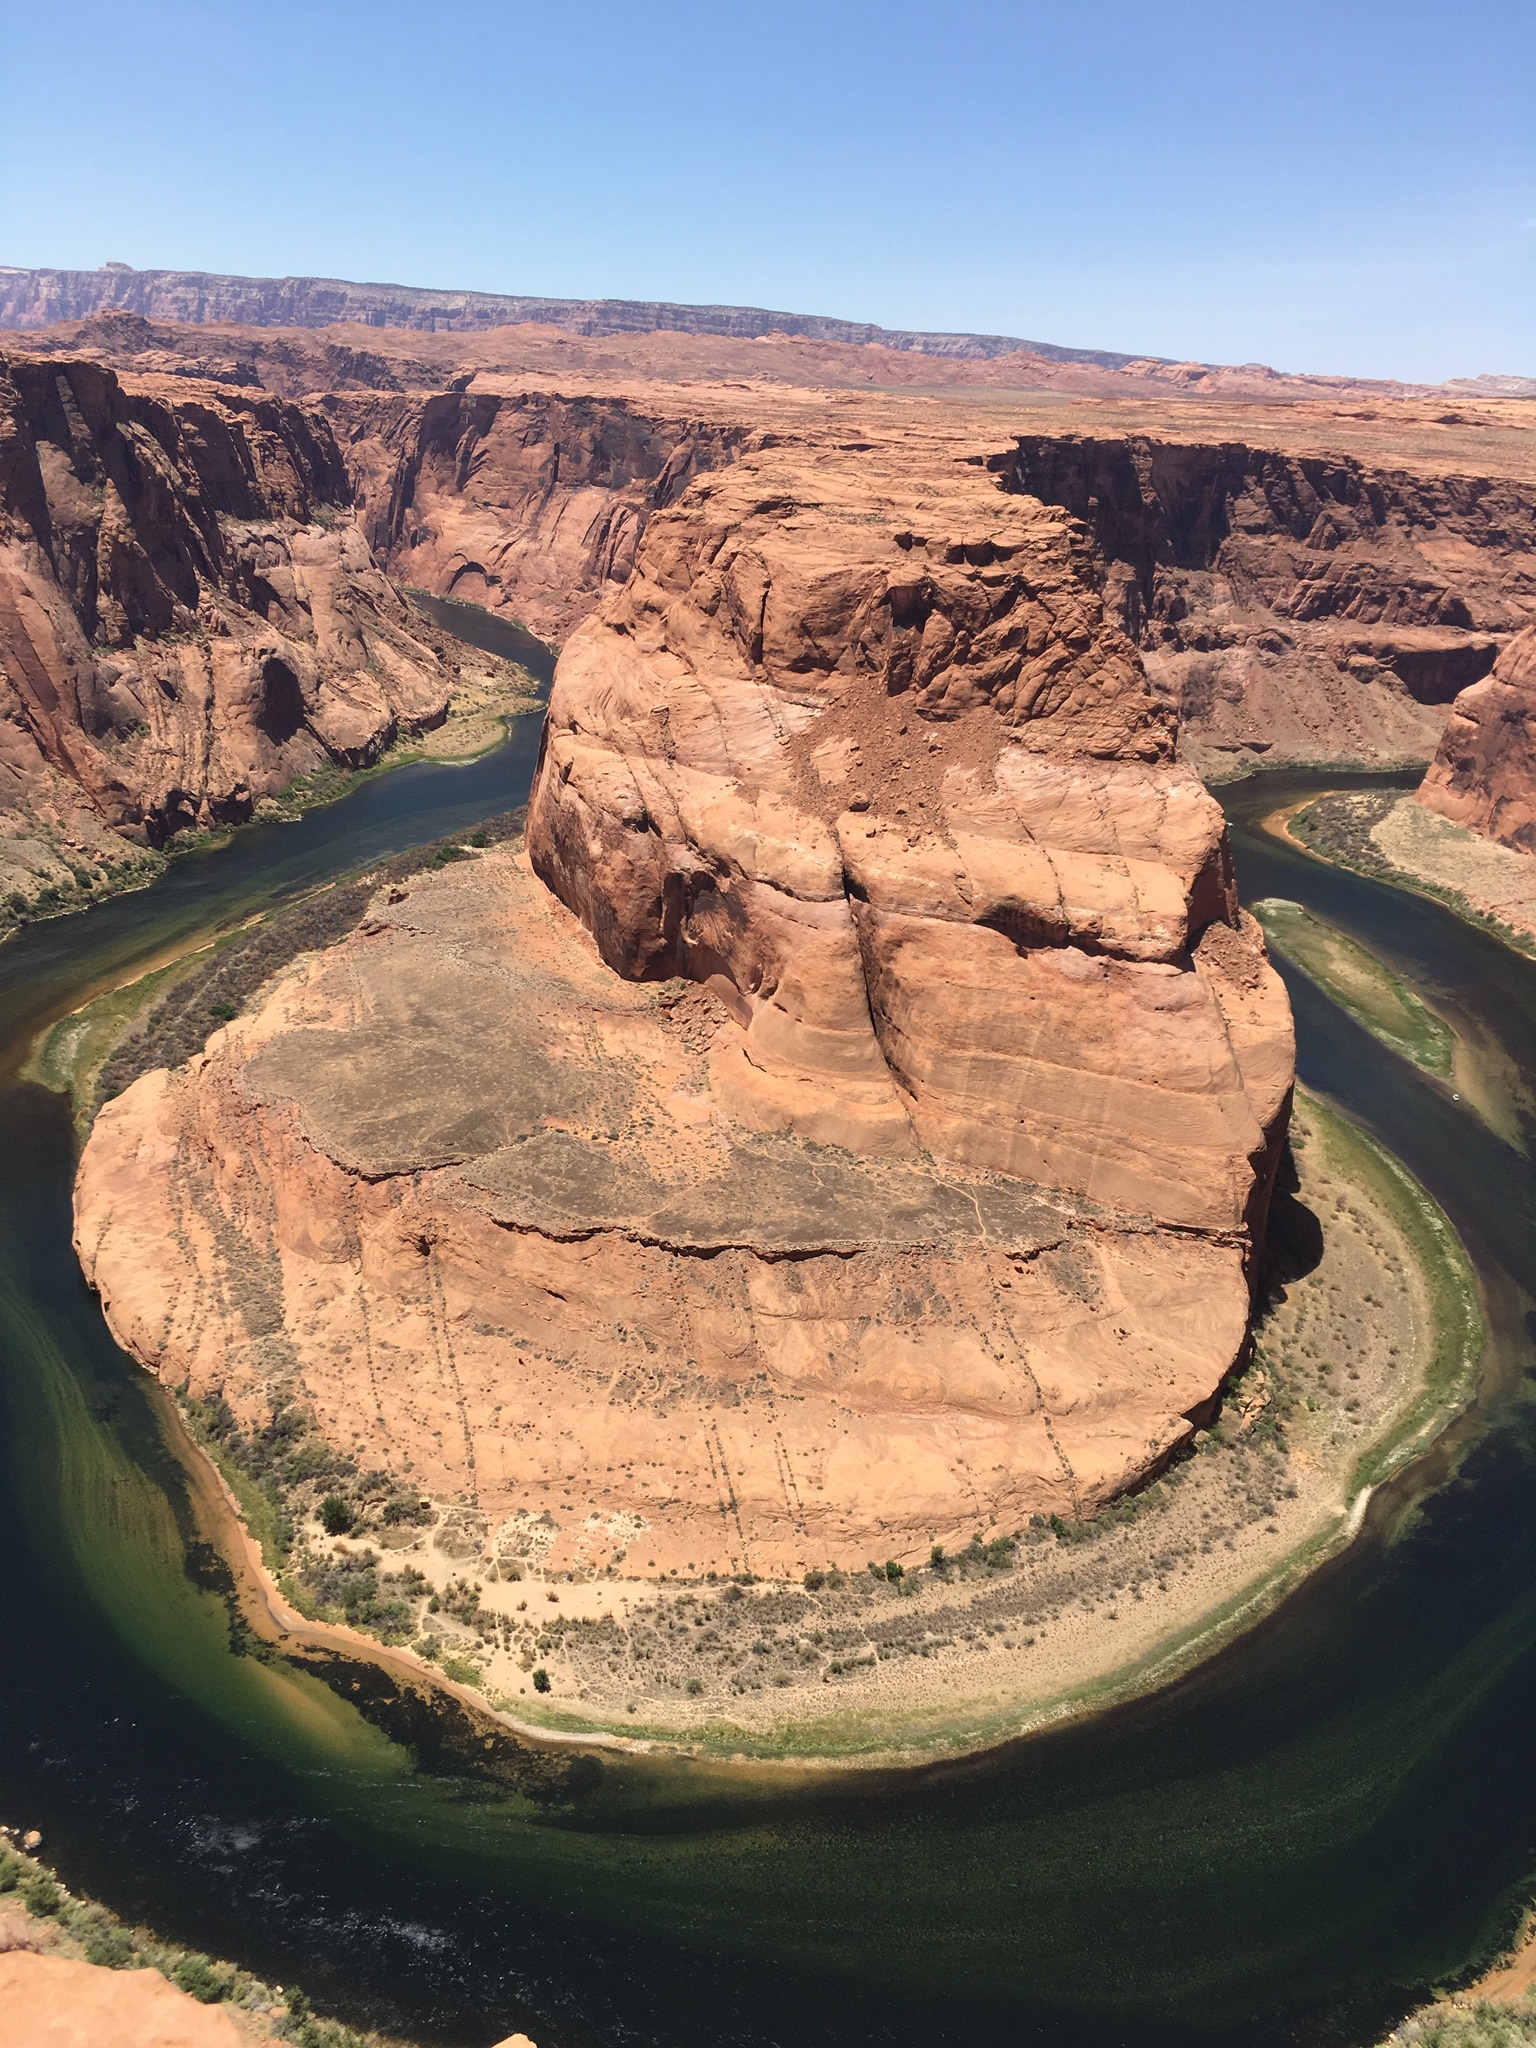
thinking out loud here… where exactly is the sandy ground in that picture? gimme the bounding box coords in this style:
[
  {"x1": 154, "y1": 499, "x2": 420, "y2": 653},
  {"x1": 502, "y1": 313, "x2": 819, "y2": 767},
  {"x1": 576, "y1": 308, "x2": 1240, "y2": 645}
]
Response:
[
  {"x1": 381, "y1": 670, "x2": 541, "y2": 764},
  {"x1": 1371, "y1": 796, "x2": 1536, "y2": 946}
]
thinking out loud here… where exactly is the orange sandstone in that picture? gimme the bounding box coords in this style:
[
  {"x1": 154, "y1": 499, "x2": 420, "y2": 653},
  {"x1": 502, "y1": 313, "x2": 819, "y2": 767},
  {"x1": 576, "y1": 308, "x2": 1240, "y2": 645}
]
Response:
[{"x1": 76, "y1": 423, "x2": 1292, "y2": 1578}]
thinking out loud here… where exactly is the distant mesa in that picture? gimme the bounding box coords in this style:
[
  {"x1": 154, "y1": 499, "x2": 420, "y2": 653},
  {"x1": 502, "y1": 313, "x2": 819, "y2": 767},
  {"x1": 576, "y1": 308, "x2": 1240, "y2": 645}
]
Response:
[{"x1": 0, "y1": 259, "x2": 1153, "y2": 368}]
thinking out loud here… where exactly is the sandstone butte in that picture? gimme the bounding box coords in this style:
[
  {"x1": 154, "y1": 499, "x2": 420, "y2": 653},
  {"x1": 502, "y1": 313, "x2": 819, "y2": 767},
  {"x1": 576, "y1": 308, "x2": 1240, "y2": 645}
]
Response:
[
  {"x1": 18, "y1": 308, "x2": 1531, "y2": 1581},
  {"x1": 72, "y1": 397, "x2": 1303, "y2": 1579}
]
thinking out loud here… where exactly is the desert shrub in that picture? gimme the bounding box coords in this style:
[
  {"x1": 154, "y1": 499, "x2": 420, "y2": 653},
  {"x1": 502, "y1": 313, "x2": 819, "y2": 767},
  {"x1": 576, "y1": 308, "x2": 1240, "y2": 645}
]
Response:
[
  {"x1": 319, "y1": 1495, "x2": 356, "y2": 1535},
  {"x1": 380, "y1": 1493, "x2": 433, "y2": 1526},
  {"x1": 532, "y1": 1668, "x2": 551, "y2": 1693},
  {"x1": 1396, "y1": 2001, "x2": 1536, "y2": 2047},
  {"x1": 19, "y1": 1872, "x2": 60, "y2": 1916},
  {"x1": 171, "y1": 1953, "x2": 225, "y2": 2002},
  {"x1": 84, "y1": 1924, "x2": 137, "y2": 1968}
]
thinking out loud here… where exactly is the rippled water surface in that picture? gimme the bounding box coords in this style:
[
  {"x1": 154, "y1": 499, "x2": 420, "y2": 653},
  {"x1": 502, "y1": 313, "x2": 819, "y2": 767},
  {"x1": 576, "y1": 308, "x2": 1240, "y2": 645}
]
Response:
[{"x1": 1, "y1": 758, "x2": 1534, "y2": 2048}]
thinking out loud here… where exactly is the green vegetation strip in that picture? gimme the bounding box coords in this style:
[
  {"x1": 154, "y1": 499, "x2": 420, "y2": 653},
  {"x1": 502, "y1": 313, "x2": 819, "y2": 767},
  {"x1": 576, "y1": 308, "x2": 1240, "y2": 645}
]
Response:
[
  {"x1": 1384, "y1": 1998, "x2": 1536, "y2": 2047},
  {"x1": 1317, "y1": 1099, "x2": 1484, "y2": 1497},
  {"x1": 1254, "y1": 897, "x2": 1454, "y2": 1074}
]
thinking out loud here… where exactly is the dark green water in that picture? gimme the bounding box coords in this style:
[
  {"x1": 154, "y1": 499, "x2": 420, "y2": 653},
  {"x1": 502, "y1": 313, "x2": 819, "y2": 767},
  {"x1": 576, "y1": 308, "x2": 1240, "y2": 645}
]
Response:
[{"x1": 1, "y1": 759, "x2": 1534, "y2": 2048}]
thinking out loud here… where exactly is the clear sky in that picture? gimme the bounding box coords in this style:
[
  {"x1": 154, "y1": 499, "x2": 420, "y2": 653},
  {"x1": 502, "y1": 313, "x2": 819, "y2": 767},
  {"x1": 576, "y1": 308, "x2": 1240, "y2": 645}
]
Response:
[{"x1": 1, "y1": 0, "x2": 1531, "y2": 381}]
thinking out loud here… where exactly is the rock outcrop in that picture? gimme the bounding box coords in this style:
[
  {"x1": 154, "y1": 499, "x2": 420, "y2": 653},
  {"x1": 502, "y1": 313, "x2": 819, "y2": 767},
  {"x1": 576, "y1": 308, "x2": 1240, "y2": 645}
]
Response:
[
  {"x1": 1003, "y1": 434, "x2": 1536, "y2": 773},
  {"x1": 77, "y1": 428, "x2": 1293, "y2": 1578},
  {"x1": 528, "y1": 443, "x2": 1292, "y2": 1232},
  {"x1": 1418, "y1": 624, "x2": 1536, "y2": 850},
  {"x1": 0, "y1": 350, "x2": 476, "y2": 892}
]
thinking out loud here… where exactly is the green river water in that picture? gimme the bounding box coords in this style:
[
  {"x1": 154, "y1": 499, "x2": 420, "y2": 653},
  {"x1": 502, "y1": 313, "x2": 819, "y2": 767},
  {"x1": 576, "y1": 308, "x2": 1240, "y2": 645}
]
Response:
[{"x1": 1, "y1": 739, "x2": 1533, "y2": 2048}]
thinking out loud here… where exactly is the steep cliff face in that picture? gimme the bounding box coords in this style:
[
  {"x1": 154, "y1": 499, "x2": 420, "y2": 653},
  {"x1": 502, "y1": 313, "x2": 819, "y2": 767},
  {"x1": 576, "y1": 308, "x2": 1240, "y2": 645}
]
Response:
[
  {"x1": 529, "y1": 442, "x2": 1291, "y2": 1234},
  {"x1": 0, "y1": 351, "x2": 468, "y2": 886},
  {"x1": 1002, "y1": 435, "x2": 1536, "y2": 772},
  {"x1": 1419, "y1": 624, "x2": 1536, "y2": 850},
  {"x1": 76, "y1": 424, "x2": 1293, "y2": 1577},
  {"x1": 334, "y1": 388, "x2": 748, "y2": 642}
]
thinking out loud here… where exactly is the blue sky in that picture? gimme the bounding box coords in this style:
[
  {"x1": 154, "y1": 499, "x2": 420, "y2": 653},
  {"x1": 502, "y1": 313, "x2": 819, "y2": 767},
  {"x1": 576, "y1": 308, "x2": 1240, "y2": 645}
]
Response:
[{"x1": 1, "y1": 0, "x2": 1531, "y2": 381}]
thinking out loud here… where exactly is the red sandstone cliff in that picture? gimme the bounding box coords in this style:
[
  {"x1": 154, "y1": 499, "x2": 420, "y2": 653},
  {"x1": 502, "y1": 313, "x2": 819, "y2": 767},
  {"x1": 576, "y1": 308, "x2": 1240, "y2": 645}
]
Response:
[
  {"x1": 334, "y1": 387, "x2": 747, "y2": 643},
  {"x1": 1002, "y1": 435, "x2": 1536, "y2": 774},
  {"x1": 0, "y1": 351, "x2": 473, "y2": 910},
  {"x1": 1418, "y1": 624, "x2": 1536, "y2": 850}
]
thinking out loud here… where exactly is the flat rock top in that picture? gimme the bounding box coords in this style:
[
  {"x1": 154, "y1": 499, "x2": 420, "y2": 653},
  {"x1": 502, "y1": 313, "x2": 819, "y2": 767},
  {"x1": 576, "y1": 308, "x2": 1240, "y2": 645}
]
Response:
[{"x1": 243, "y1": 848, "x2": 1068, "y2": 1256}]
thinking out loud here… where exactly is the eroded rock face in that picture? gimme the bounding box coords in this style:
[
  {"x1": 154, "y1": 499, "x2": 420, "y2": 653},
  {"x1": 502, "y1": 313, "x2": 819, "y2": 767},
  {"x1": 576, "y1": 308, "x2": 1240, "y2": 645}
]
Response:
[
  {"x1": 1003, "y1": 435, "x2": 1536, "y2": 773},
  {"x1": 1418, "y1": 625, "x2": 1536, "y2": 851},
  {"x1": 75, "y1": 419, "x2": 1293, "y2": 1577},
  {"x1": 337, "y1": 388, "x2": 747, "y2": 643},
  {"x1": 0, "y1": 351, "x2": 464, "y2": 857},
  {"x1": 529, "y1": 445, "x2": 1292, "y2": 1231}
]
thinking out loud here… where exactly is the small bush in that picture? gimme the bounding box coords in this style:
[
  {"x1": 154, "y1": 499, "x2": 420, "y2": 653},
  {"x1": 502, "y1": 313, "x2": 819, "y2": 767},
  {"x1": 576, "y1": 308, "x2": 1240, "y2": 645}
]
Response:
[
  {"x1": 319, "y1": 1496, "x2": 356, "y2": 1535},
  {"x1": 380, "y1": 1494, "x2": 432, "y2": 1525},
  {"x1": 532, "y1": 1667, "x2": 551, "y2": 1693},
  {"x1": 884, "y1": 1559, "x2": 905, "y2": 1582},
  {"x1": 171, "y1": 1954, "x2": 224, "y2": 2003},
  {"x1": 84, "y1": 1926, "x2": 137, "y2": 1969},
  {"x1": 19, "y1": 1873, "x2": 61, "y2": 1916}
]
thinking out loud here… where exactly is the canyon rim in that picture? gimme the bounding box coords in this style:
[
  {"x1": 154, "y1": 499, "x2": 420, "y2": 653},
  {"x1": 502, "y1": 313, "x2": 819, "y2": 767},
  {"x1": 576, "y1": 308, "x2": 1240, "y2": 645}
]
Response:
[{"x1": 1, "y1": 286, "x2": 1525, "y2": 1741}]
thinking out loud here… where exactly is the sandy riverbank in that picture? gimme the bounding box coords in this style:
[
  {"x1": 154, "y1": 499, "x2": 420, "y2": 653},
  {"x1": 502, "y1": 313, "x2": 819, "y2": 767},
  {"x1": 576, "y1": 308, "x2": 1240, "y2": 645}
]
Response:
[{"x1": 1282, "y1": 789, "x2": 1536, "y2": 953}]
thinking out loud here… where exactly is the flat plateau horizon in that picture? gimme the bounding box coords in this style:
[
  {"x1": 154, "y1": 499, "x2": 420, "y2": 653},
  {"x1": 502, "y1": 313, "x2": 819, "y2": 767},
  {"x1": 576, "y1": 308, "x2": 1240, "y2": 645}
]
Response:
[{"x1": 1, "y1": 258, "x2": 1532, "y2": 396}]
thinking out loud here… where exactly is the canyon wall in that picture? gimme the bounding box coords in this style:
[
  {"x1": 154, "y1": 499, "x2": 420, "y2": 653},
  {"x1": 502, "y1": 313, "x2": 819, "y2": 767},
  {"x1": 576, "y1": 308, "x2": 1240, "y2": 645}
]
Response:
[
  {"x1": 1003, "y1": 435, "x2": 1536, "y2": 774},
  {"x1": 334, "y1": 388, "x2": 748, "y2": 643},
  {"x1": 10, "y1": 329, "x2": 1536, "y2": 907},
  {"x1": 1418, "y1": 623, "x2": 1536, "y2": 850},
  {"x1": 0, "y1": 351, "x2": 474, "y2": 888}
]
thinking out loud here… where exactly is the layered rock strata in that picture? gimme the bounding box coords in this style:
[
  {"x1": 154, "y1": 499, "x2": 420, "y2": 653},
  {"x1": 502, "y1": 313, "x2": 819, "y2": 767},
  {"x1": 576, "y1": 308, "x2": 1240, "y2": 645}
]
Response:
[
  {"x1": 1003, "y1": 435, "x2": 1536, "y2": 774},
  {"x1": 13, "y1": 320, "x2": 1536, "y2": 824},
  {"x1": 337, "y1": 388, "x2": 747, "y2": 642},
  {"x1": 1418, "y1": 624, "x2": 1536, "y2": 851},
  {"x1": 78, "y1": 438, "x2": 1292, "y2": 1577},
  {"x1": 0, "y1": 350, "x2": 476, "y2": 872}
]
